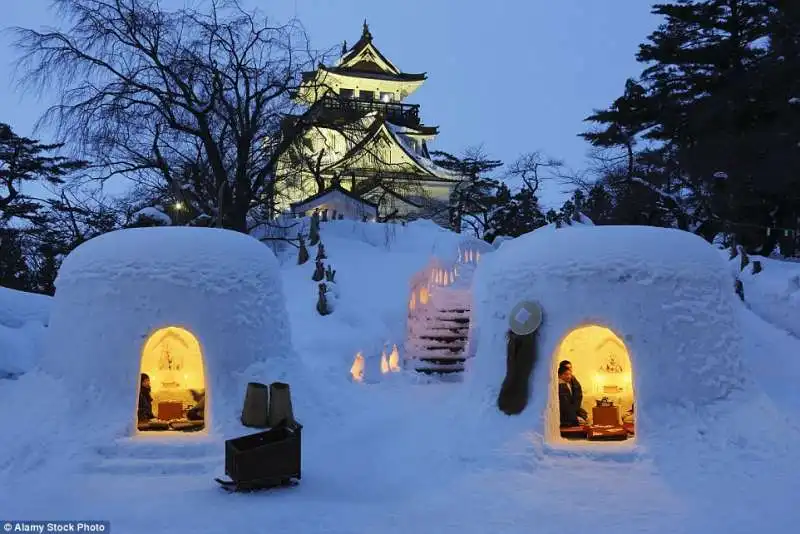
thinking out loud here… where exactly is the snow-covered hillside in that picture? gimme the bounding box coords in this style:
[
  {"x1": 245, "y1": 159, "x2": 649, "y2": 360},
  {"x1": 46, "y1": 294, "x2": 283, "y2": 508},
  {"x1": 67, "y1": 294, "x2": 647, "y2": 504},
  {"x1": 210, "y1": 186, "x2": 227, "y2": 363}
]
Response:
[{"x1": 1, "y1": 221, "x2": 799, "y2": 534}]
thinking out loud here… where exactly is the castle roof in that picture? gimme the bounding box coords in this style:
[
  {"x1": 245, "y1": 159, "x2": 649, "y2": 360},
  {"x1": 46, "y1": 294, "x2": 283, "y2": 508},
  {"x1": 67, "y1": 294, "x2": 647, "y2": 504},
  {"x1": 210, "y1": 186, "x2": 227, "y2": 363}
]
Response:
[{"x1": 301, "y1": 21, "x2": 426, "y2": 84}]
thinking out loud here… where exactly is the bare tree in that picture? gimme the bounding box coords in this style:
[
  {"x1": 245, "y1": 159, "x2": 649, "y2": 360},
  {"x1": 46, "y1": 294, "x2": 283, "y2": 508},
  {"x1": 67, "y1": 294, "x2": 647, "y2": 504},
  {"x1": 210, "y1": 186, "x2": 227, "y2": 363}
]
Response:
[
  {"x1": 14, "y1": 0, "x2": 319, "y2": 233},
  {"x1": 506, "y1": 151, "x2": 564, "y2": 195}
]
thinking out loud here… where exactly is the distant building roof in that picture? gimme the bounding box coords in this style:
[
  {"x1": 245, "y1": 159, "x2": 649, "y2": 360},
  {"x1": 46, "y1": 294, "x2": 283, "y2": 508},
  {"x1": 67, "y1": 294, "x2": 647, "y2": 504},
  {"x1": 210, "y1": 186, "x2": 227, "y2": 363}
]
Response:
[{"x1": 290, "y1": 183, "x2": 379, "y2": 217}]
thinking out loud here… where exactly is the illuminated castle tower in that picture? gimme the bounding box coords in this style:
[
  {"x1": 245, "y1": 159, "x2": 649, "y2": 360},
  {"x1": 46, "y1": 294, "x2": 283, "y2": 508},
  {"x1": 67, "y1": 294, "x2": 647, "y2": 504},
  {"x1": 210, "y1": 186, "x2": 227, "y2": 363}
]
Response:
[{"x1": 276, "y1": 21, "x2": 461, "y2": 222}]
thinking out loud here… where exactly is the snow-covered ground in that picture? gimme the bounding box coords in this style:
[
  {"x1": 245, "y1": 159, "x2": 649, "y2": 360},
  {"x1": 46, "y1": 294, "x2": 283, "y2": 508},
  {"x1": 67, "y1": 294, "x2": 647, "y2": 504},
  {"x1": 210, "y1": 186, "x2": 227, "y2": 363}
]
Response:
[
  {"x1": 723, "y1": 250, "x2": 800, "y2": 338},
  {"x1": 1, "y1": 222, "x2": 799, "y2": 534}
]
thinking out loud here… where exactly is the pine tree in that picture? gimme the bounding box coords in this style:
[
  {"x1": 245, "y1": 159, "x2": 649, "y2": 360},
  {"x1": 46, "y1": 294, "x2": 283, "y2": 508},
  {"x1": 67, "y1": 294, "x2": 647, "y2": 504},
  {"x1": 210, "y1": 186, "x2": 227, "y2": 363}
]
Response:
[
  {"x1": 431, "y1": 149, "x2": 504, "y2": 235},
  {"x1": 486, "y1": 187, "x2": 546, "y2": 241},
  {"x1": 580, "y1": 1, "x2": 800, "y2": 255},
  {"x1": 0, "y1": 122, "x2": 88, "y2": 225},
  {"x1": 0, "y1": 228, "x2": 33, "y2": 291},
  {"x1": 33, "y1": 245, "x2": 59, "y2": 295}
]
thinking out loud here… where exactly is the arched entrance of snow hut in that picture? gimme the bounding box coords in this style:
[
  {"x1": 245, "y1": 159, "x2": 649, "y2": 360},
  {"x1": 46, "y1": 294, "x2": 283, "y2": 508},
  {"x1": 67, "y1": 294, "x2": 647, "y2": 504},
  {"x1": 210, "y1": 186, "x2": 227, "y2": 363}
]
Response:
[
  {"x1": 136, "y1": 326, "x2": 207, "y2": 433},
  {"x1": 546, "y1": 325, "x2": 635, "y2": 443}
]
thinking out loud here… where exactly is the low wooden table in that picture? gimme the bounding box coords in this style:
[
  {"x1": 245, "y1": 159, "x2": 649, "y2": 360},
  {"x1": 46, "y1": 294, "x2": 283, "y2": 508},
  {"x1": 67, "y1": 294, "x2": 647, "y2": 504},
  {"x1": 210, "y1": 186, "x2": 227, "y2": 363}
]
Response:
[
  {"x1": 592, "y1": 405, "x2": 620, "y2": 426},
  {"x1": 157, "y1": 401, "x2": 184, "y2": 421}
]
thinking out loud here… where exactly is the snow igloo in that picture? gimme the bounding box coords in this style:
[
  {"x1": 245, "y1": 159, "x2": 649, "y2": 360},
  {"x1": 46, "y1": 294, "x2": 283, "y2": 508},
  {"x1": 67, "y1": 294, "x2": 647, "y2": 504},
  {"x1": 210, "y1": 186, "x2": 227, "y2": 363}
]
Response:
[
  {"x1": 41, "y1": 227, "x2": 292, "y2": 440},
  {"x1": 468, "y1": 225, "x2": 746, "y2": 447}
]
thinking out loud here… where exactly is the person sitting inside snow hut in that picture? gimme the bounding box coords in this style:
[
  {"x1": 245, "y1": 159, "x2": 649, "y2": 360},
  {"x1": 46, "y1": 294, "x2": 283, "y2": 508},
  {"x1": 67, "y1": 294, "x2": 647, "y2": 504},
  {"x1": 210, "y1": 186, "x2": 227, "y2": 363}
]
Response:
[
  {"x1": 558, "y1": 364, "x2": 586, "y2": 427},
  {"x1": 560, "y1": 360, "x2": 588, "y2": 422},
  {"x1": 186, "y1": 389, "x2": 205, "y2": 421},
  {"x1": 138, "y1": 373, "x2": 155, "y2": 422}
]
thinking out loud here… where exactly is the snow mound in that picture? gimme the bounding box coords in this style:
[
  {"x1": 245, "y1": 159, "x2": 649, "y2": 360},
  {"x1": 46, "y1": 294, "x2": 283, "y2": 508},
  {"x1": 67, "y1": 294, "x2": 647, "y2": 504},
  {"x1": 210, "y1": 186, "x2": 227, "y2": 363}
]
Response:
[
  {"x1": 131, "y1": 206, "x2": 172, "y2": 226},
  {"x1": 42, "y1": 227, "x2": 294, "y2": 442},
  {"x1": 723, "y1": 251, "x2": 800, "y2": 338},
  {"x1": 0, "y1": 286, "x2": 51, "y2": 329},
  {"x1": 0, "y1": 287, "x2": 51, "y2": 378},
  {"x1": 0, "y1": 323, "x2": 46, "y2": 378},
  {"x1": 468, "y1": 225, "x2": 745, "y2": 446}
]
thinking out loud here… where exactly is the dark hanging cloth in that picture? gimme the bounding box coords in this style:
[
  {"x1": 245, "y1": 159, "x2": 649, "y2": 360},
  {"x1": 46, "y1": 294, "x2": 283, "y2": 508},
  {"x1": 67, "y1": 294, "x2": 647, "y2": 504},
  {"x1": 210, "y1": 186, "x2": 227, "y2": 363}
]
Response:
[
  {"x1": 138, "y1": 385, "x2": 155, "y2": 422},
  {"x1": 497, "y1": 330, "x2": 538, "y2": 415}
]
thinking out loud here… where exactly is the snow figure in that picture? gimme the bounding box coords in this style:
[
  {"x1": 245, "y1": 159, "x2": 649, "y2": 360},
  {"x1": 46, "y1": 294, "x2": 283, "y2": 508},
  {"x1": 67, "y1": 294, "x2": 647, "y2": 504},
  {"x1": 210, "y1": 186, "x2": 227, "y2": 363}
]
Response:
[
  {"x1": 467, "y1": 225, "x2": 745, "y2": 448},
  {"x1": 41, "y1": 227, "x2": 293, "y2": 442}
]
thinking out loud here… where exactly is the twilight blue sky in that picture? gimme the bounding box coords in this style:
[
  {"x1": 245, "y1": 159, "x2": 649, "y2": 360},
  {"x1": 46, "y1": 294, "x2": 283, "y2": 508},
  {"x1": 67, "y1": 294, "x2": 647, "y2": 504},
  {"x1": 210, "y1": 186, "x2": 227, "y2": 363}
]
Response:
[{"x1": 1, "y1": 0, "x2": 660, "y2": 208}]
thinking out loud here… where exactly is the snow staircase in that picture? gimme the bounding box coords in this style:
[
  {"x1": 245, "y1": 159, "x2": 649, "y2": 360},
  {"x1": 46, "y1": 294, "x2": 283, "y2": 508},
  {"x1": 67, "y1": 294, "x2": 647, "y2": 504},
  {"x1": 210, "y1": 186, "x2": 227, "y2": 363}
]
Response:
[
  {"x1": 406, "y1": 289, "x2": 472, "y2": 375},
  {"x1": 82, "y1": 438, "x2": 221, "y2": 476}
]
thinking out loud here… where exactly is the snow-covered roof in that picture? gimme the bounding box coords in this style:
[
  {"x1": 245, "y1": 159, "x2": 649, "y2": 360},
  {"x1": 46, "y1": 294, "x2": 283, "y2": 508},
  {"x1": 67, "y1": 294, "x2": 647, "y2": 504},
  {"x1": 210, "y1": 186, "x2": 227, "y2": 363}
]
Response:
[
  {"x1": 41, "y1": 227, "x2": 294, "y2": 440},
  {"x1": 384, "y1": 122, "x2": 462, "y2": 182},
  {"x1": 466, "y1": 225, "x2": 745, "y2": 446},
  {"x1": 291, "y1": 184, "x2": 378, "y2": 218}
]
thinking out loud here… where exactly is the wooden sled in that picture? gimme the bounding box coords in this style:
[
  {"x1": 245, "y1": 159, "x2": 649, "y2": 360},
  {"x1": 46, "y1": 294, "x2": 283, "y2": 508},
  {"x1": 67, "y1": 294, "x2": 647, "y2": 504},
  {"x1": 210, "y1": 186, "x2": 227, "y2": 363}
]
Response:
[{"x1": 215, "y1": 476, "x2": 299, "y2": 493}]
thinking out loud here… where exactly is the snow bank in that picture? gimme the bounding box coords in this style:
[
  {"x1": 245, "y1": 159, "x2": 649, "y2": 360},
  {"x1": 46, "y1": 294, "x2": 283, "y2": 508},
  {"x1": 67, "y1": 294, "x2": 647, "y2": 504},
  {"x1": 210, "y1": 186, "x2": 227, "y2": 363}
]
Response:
[
  {"x1": 723, "y1": 251, "x2": 800, "y2": 338},
  {"x1": 41, "y1": 227, "x2": 294, "y2": 442},
  {"x1": 0, "y1": 286, "x2": 50, "y2": 329},
  {"x1": 310, "y1": 219, "x2": 491, "y2": 262},
  {"x1": 0, "y1": 287, "x2": 50, "y2": 378},
  {"x1": 0, "y1": 323, "x2": 46, "y2": 378},
  {"x1": 467, "y1": 225, "x2": 745, "y2": 447}
]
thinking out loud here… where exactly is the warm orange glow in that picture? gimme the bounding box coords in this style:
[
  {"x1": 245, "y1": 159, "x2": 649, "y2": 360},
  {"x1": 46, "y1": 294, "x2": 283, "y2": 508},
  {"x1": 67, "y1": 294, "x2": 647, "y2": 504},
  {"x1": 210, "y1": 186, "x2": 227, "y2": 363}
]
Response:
[
  {"x1": 553, "y1": 325, "x2": 635, "y2": 427},
  {"x1": 388, "y1": 344, "x2": 400, "y2": 372},
  {"x1": 419, "y1": 287, "x2": 429, "y2": 305},
  {"x1": 409, "y1": 292, "x2": 416, "y2": 311},
  {"x1": 138, "y1": 326, "x2": 206, "y2": 433},
  {"x1": 140, "y1": 326, "x2": 205, "y2": 396},
  {"x1": 380, "y1": 352, "x2": 390, "y2": 374},
  {"x1": 351, "y1": 353, "x2": 365, "y2": 382}
]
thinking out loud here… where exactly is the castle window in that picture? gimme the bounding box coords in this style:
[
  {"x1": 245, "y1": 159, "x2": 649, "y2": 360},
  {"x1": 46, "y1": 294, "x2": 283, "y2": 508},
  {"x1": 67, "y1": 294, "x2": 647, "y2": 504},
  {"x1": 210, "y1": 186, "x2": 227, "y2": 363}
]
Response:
[
  {"x1": 359, "y1": 90, "x2": 374, "y2": 101},
  {"x1": 339, "y1": 88, "x2": 354, "y2": 99},
  {"x1": 380, "y1": 92, "x2": 394, "y2": 103}
]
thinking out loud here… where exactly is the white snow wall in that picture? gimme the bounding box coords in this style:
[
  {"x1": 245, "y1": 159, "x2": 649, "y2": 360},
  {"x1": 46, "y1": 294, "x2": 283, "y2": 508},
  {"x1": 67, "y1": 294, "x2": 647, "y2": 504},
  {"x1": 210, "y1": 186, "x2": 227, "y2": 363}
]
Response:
[
  {"x1": 467, "y1": 225, "x2": 746, "y2": 446},
  {"x1": 41, "y1": 227, "x2": 292, "y2": 440}
]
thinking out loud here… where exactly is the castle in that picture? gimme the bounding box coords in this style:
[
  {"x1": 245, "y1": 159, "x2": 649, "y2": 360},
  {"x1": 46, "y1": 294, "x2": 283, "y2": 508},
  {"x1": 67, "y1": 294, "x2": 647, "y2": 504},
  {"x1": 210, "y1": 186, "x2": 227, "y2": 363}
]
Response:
[{"x1": 275, "y1": 21, "x2": 462, "y2": 223}]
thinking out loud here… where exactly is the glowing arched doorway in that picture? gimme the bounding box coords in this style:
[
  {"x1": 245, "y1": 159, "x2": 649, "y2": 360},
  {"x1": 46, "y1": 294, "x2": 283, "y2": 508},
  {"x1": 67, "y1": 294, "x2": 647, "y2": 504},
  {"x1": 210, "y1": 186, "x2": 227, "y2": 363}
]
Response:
[
  {"x1": 548, "y1": 325, "x2": 635, "y2": 442},
  {"x1": 137, "y1": 326, "x2": 207, "y2": 433}
]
